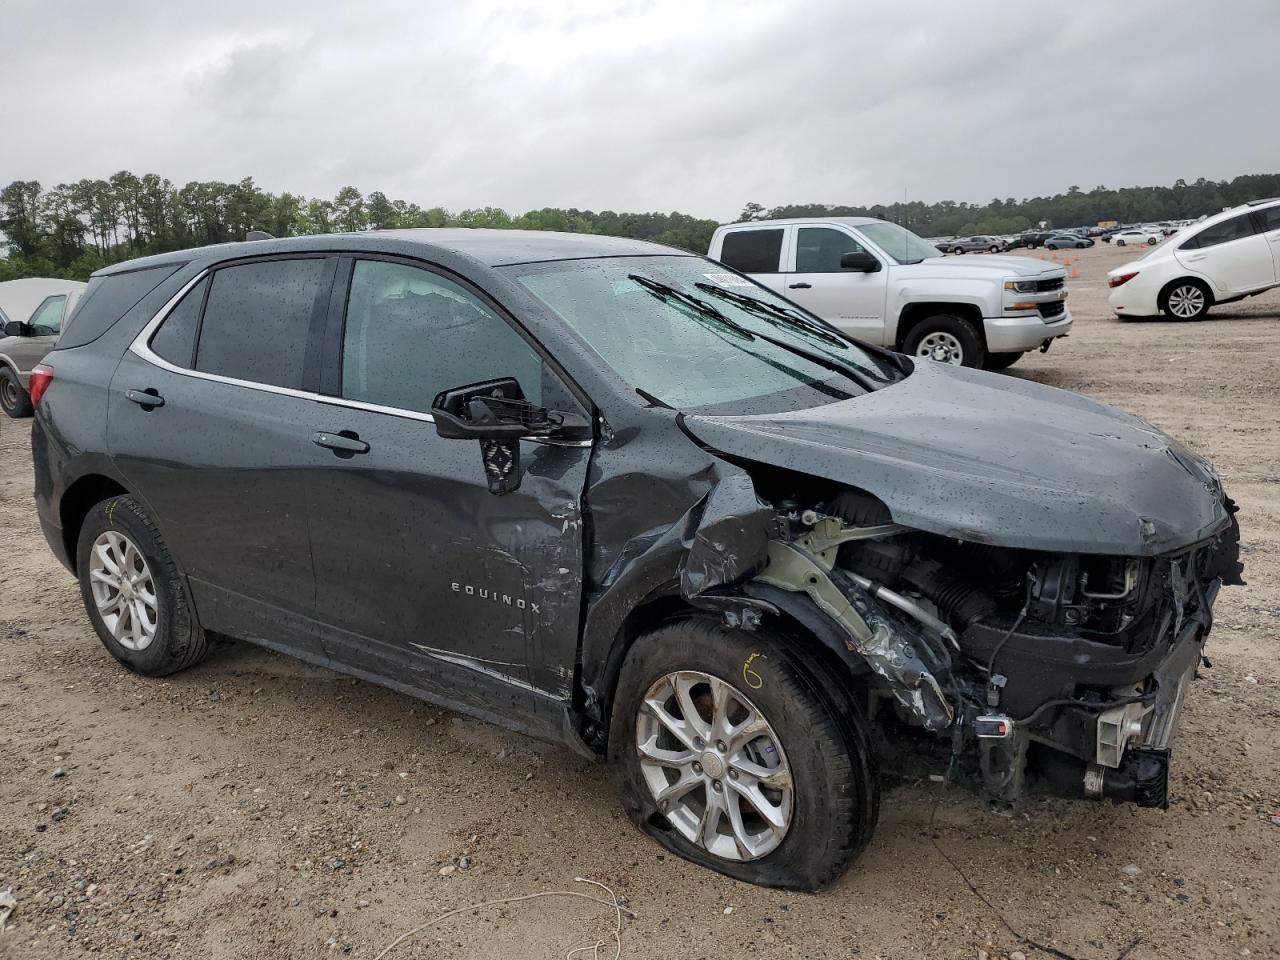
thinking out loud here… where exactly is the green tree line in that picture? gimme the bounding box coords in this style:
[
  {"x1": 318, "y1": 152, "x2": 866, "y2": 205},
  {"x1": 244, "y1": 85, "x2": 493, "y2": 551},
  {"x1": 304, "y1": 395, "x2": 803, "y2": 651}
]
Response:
[{"x1": 2, "y1": 171, "x2": 1277, "y2": 281}]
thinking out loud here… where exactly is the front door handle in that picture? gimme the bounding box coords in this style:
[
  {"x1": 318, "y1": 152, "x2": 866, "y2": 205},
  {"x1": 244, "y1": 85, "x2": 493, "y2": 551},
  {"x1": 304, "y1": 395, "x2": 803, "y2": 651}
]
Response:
[
  {"x1": 788, "y1": 282, "x2": 812, "y2": 289},
  {"x1": 124, "y1": 388, "x2": 165, "y2": 408},
  {"x1": 313, "y1": 431, "x2": 369, "y2": 455}
]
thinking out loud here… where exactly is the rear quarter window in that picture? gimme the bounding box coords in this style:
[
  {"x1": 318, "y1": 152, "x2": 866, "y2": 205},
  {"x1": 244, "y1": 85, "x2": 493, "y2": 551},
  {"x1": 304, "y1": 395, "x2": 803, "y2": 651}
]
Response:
[
  {"x1": 58, "y1": 264, "x2": 182, "y2": 348},
  {"x1": 718, "y1": 229, "x2": 784, "y2": 273}
]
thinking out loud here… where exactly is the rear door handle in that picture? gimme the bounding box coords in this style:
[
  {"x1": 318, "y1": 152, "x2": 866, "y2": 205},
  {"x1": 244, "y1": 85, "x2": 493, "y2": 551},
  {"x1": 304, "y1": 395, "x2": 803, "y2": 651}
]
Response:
[
  {"x1": 788, "y1": 282, "x2": 812, "y2": 289},
  {"x1": 313, "y1": 431, "x2": 369, "y2": 455},
  {"x1": 1185, "y1": 254, "x2": 1207, "y2": 262},
  {"x1": 124, "y1": 388, "x2": 165, "y2": 408}
]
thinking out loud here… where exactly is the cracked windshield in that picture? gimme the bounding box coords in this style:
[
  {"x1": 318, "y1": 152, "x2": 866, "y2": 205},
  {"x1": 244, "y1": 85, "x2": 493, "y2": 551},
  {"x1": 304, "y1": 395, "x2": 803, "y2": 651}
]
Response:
[{"x1": 510, "y1": 255, "x2": 902, "y2": 410}]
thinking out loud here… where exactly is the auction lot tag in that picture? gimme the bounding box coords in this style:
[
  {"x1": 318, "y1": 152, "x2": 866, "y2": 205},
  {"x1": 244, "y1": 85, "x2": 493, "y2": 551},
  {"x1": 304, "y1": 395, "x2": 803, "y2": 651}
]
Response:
[{"x1": 702, "y1": 272, "x2": 754, "y2": 287}]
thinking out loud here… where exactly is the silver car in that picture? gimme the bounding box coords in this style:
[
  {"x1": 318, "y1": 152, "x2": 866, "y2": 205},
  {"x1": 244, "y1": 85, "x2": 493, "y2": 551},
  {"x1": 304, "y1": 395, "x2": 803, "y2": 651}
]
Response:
[
  {"x1": 0, "y1": 278, "x2": 86, "y2": 417},
  {"x1": 946, "y1": 235, "x2": 1006, "y2": 254}
]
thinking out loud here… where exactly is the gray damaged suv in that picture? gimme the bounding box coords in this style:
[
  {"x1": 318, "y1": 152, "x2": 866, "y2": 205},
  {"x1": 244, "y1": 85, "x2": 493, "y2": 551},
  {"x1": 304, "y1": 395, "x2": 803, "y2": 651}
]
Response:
[{"x1": 31, "y1": 230, "x2": 1242, "y2": 889}]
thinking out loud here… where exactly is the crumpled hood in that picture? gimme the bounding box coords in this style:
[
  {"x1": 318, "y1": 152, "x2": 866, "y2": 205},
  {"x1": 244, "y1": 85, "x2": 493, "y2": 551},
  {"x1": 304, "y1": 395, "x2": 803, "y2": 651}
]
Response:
[{"x1": 683, "y1": 361, "x2": 1230, "y2": 556}]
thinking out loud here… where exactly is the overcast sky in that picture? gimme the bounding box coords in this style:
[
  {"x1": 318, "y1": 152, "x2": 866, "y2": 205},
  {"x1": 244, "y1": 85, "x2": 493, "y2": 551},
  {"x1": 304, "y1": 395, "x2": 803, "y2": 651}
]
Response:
[{"x1": 3, "y1": 0, "x2": 1277, "y2": 220}]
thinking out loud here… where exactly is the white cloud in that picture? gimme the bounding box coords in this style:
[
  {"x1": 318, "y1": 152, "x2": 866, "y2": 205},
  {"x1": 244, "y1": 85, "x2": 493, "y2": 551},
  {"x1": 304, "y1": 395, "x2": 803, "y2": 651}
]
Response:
[{"x1": 2, "y1": 0, "x2": 1277, "y2": 219}]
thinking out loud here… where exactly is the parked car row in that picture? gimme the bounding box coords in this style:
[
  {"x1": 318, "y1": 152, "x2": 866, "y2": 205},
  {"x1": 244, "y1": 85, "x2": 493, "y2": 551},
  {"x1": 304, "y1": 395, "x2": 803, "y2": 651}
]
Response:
[
  {"x1": 0, "y1": 278, "x2": 87, "y2": 417},
  {"x1": 25, "y1": 225, "x2": 1243, "y2": 890}
]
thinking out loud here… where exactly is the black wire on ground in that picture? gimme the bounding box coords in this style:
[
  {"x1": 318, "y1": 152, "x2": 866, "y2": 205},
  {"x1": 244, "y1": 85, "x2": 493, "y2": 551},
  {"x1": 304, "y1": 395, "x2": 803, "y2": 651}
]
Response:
[{"x1": 927, "y1": 756, "x2": 1143, "y2": 960}]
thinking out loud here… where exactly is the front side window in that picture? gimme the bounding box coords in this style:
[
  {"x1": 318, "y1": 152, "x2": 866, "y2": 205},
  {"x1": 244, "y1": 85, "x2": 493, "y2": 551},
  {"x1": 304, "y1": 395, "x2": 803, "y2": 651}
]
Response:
[
  {"x1": 149, "y1": 278, "x2": 207, "y2": 367},
  {"x1": 795, "y1": 228, "x2": 867, "y2": 273},
  {"x1": 719, "y1": 229, "x2": 784, "y2": 273},
  {"x1": 341, "y1": 260, "x2": 545, "y2": 414},
  {"x1": 195, "y1": 259, "x2": 326, "y2": 390},
  {"x1": 29, "y1": 295, "x2": 66, "y2": 334},
  {"x1": 1181, "y1": 214, "x2": 1258, "y2": 250},
  {"x1": 510, "y1": 255, "x2": 901, "y2": 412}
]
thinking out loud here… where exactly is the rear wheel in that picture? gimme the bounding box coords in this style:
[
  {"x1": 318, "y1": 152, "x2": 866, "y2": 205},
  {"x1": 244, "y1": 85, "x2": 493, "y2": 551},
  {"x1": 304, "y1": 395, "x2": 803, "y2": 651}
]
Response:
[
  {"x1": 612, "y1": 618, "x2": 878, "y2": 890},
  {"x1": 989, "y1": 245, "x2": 999, "y2": 253},
  {"x1": 1160, "y1": 279, "x2": 1212, "y2": 320},
  {"x1": 0, "y1": 367, "x2": 32, "y2": 418},
  {"x1": 76, "y1": 495, "x2": 208, "y2": 676},
  {"x1": 983, "y1": 350, "x2": 1024, "y2": 370},
  {"x1": 1116, "y1": 239, "x2": 1126, "y2": 246},
  {"x1": 1147, "y1": 237, "x2": 1158, "y2": 245},
  {"x1": 952, "y1": 246, "x2": 965, "y2": 255},
  {"x1": 902, "y1": 314, "x2": 985, "y2": 368}
]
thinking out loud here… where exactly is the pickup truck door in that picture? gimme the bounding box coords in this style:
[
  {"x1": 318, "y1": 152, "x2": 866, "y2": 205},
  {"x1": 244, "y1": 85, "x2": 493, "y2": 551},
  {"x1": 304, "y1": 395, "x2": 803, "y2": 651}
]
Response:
[
  {"x1": 779, "y1": 226, "x2": 889, "y2": 345},
  {"x1": 715, "y1": 226, "x2": 789, "y2": 296}
]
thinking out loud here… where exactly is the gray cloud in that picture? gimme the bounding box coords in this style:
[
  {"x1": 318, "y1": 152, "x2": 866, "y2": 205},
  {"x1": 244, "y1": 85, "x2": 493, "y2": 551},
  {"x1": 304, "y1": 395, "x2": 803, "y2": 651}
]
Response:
[{"x1": 2, "y1": 0, "x2": 1276, "y2": 220}]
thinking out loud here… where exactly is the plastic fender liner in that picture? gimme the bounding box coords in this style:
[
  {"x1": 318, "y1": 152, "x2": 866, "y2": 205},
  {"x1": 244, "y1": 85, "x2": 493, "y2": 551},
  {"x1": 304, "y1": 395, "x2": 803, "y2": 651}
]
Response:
[{"x1": 752, "y1": 540, "x2": 953, "y2": 731}]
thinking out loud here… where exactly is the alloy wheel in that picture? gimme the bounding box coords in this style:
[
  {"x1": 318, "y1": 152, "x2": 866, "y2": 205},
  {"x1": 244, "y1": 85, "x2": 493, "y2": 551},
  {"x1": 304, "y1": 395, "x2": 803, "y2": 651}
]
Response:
[
  {"x1": 636, "y1": 670, "x2": 793, "y2": 862},
  {"x1": 1167, "y1": 284, "x2": 1206, "y2": 319},
  {"x1": 89, "y1": 530, "x2": 159, "y2": 651},
  {"x1": 915, "y1": 331, "x2": 965, "y2": 364},
  {"x1": 0, "y1": 377, "x2": 18, "y2": 412}
]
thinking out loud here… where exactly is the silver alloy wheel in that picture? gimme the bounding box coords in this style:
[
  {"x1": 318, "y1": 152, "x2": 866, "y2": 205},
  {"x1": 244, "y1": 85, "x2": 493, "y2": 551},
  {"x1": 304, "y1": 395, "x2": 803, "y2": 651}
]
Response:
[
  {"x1": 1167, "y1": 284, "x2": 1206, "y2": 318},
  {"x1": 636, "y1": 670, "x2": 793, "y2": 862},
  {"x1": 89, "y1": 530, "x2": 159, "y2": 651},
  {"x1": 915, "y1": 330, "x2": 965, "y2": 364}
]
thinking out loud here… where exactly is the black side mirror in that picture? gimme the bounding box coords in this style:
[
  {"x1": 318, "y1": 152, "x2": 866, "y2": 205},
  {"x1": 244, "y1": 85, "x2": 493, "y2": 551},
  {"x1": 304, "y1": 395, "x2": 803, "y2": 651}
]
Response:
[
  {"x1": 430, "y1": 377, "x2": 590, "y2": 495},
  {"x1": 3, "y1": 320, "x2": 32, "y2": 338},
  {"x1": 840, "y1": 251, "x2": 882, "y2": 273}
]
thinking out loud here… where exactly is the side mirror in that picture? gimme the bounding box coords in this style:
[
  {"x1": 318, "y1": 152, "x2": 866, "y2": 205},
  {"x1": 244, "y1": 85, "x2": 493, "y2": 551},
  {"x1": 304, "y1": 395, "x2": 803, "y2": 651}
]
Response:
[
  {"x1": 840, "y1": 251, "x2": 882, "y2": 273},
  {"x1": 3, "y1": 320, "x2": 33, "y2": 338},
  {"x1": 430, "y1": 377, "x2": 590, "y2": 495}
]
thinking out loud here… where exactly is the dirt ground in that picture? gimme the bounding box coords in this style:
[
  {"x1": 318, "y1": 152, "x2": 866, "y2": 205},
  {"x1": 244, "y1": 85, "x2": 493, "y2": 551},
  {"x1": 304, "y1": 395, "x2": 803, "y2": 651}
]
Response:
[{"x1": 1, "y1": 241, "x2": 1277, "y2": 960}]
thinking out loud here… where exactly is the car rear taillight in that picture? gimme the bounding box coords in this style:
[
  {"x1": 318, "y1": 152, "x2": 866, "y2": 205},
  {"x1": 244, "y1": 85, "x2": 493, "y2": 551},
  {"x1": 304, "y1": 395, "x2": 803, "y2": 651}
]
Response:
[
  {"x1": 28, "y1": 364, "x2": 53, "y2": 407},
  {"x1": 1108, "y1": 271, "x2": 1138, "y2": 289}
]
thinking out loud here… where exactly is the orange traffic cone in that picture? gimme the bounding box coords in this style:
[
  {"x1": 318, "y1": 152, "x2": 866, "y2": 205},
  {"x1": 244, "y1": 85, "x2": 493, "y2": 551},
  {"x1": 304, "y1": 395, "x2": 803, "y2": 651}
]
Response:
[{"x1": 1070, "y1": 263, "x2": 1079, "y2": 278}]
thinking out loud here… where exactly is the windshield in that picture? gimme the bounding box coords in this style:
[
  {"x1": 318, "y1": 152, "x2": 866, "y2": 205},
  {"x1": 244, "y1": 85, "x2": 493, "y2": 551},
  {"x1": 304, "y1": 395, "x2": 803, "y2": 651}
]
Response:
[
  {"x1": 856, "y1": 222, "x2": 941, "y2": 265},
  {"x1": 508, "y1": 256, "x2": 903, "y2": 412}
]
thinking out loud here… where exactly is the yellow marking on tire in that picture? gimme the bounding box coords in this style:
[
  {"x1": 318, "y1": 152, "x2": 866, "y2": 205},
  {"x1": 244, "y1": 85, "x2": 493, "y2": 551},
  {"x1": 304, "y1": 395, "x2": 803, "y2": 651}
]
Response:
[{"x1": 743, "y1": 652, "x2": 766, "y2": 690}]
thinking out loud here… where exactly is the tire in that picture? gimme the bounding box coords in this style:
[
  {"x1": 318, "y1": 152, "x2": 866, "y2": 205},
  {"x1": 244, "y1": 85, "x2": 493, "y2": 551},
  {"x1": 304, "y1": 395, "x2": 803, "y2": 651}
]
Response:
[
  {"x1": 611, "y1": 618, "x2": 879, "y2": 890},
  {"x1": 1147, "y1": 237, "x2": 1157, "y2": 246},
  {"x1": 1159, "y1": 279, "x2": 1212, "y2": 320},
  {"x1": 902, "y1": 314, "x2": 985, "y2": 368},
  {"x1": 0, "y1": 366, "x2": 33, "y2": 419},
  {"x1": 989, "y1": 245, "x2": 999, "y2": 253},
  {"x1": 1116, "y1": 239, "x2": 1126, "y2": 246},
  {"x1": 983, "y1": 351, "x2": 1024, "y2": 370},
  {"x1": 1046, "y1": 244, "x2": 1057, "y2": 250},
  {"x1": 75, "y1": 495, "x2": 208, "y2": 676},
  {"x1": 952, "y1": 246, "x2": 964, "y2": 255}
]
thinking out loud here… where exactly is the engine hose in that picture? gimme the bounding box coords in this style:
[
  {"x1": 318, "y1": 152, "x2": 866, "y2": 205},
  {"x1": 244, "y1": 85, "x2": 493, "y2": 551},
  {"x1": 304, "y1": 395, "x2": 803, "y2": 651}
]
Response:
[{"x1": 900, "y1": 560, "x2": 998, "y2": 628}]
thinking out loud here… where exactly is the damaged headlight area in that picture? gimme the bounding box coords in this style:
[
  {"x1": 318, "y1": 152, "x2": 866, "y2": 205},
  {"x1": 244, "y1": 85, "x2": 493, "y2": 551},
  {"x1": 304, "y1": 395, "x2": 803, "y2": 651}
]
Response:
[{"x1": 729, "y1": 487, "x2": 1245, "y2": 810}]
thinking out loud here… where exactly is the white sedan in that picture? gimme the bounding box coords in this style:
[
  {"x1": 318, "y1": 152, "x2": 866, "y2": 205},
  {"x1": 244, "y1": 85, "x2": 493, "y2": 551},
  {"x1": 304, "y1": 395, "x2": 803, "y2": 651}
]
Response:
[
  {"x1": 1107, "y1": 198, "x2": 1280, "y2": 319},
  {"x1": 1110, "y1": 230, "x2": 1162, "y2": 248}
]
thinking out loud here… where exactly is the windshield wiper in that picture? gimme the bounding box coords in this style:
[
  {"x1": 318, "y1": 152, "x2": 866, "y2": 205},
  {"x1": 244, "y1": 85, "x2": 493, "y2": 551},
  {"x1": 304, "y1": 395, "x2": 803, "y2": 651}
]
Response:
[
  {"x1": 629, "y1": 274, "x2": 879, "y2": 393},
  {"x1": 693, "y1": 282, "x2": 846, "y2": 349}
]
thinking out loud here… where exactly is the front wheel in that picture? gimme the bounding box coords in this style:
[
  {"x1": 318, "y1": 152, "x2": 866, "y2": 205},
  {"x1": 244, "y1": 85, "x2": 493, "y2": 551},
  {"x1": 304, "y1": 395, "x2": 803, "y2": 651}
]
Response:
[
  {"x1": 0, "y1": 367, "x2": 33, "y2": 418},
  {"x1": 76, "y1": 495, "x2": 209, "y2": 676},
  {"x1": 902, "y1": 314, "x2": 985, "y2": 368},
  {"x1": 1147, "y1": 237, "x2": 1158, "y2": 245},
  {"x1": 1116, "y1": 239, "x2": 1126, "y2": 246},
  {"x1": 612, "y1": 618, "x2": 879, "y2": 889}
]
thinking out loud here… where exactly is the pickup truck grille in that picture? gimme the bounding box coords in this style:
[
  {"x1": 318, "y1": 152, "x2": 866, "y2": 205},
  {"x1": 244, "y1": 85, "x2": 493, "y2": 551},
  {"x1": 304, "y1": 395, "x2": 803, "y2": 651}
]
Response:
[
  {"x1": 1036, "y1": 277, "x2": 1065, "y2": 292},
  {"x1": 1039, "y1": 300, "x2": 1066, "y2": 319}
]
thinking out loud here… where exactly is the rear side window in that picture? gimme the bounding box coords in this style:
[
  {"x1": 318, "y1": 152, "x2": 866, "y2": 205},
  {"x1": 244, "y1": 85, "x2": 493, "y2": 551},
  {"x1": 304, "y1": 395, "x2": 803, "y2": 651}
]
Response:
[
  {"x1": 1180, "y1": 214, "x2": 1257, "y2": 250},
  {"x1": 341, "y1": 259, "x2": 545, "y2": 412},
  {"x1": 149, "y1": 278, "x2": 207, "y2": 367},
  {"x1": 58, "y1": 264, "x2": 181, "y2": 349},
  {"x1": 1254, "y1": 205, "x2": 1280, "y2": 231},
  {"x1": 195, "y1": 259, "x2": 326, "y2": 390},
  {"x1": 719, "y1": 229, "x2": 784, "y2": 273}
]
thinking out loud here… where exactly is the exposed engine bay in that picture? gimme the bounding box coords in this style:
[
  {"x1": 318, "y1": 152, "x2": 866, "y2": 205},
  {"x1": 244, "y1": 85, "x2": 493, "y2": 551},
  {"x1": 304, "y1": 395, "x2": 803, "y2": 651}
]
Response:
[{"x1": 735, "y1": 486, "x2": 1245, "y2": 810}]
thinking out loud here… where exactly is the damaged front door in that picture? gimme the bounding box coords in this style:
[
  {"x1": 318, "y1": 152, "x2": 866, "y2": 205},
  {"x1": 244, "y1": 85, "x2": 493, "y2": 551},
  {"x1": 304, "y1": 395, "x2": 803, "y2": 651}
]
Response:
[{"x1": 305, "y1": 257, "x2": 591, "y2": 735}]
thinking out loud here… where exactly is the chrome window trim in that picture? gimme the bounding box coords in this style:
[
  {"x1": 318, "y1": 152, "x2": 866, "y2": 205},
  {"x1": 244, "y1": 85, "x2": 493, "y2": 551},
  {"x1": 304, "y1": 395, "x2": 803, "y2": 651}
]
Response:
[{"x1": 128, "y1": 268, "x2": 593, "y2": 446}]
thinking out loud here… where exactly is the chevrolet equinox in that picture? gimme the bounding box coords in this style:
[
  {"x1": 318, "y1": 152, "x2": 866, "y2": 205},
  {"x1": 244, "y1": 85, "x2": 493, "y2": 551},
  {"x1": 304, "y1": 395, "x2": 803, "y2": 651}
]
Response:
[{"x1": 30, "y1": 230, "x2": 1243, "y2": 889}]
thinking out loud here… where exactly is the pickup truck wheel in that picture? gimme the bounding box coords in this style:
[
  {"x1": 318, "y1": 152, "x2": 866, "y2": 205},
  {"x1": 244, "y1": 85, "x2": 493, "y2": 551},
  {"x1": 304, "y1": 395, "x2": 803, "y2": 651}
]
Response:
[
  {"x1": 0, "y1": 367, "x2": 33, "y2": 418},
  {"x1": 903, "y1": 315, "x2": 985, "y2": 368},
  {"x1": 612, "y1": 617, "x2": 879, "y2": 890},
  {"x1": 75, "y1": 495, "x2": 209, "y2": 676},
  {"x1": 983, "y1": 351, "x2": 1024, "y2": 370},
  {"x1": 1160, "y1": 280, "x2": 1212, "y2": 320}
]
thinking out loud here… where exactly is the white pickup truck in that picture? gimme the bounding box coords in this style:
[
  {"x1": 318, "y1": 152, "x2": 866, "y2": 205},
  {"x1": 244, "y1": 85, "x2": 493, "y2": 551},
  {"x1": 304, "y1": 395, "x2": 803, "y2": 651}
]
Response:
[{"x1": 708, "y1": 217, "x2": 1072, "y2": 369}]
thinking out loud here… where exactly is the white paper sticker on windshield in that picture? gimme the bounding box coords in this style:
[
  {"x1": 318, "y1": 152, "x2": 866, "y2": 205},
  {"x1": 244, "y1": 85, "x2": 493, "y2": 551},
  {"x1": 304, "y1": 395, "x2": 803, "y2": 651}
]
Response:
[{"x1": 702, "y1": 272, "x2": 754, "y2": 287}]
